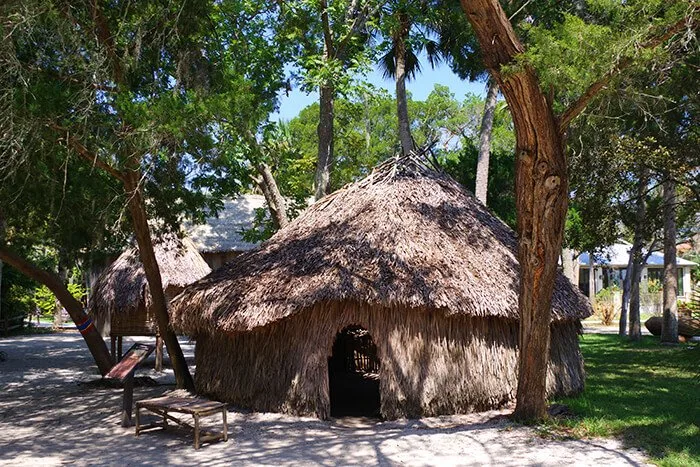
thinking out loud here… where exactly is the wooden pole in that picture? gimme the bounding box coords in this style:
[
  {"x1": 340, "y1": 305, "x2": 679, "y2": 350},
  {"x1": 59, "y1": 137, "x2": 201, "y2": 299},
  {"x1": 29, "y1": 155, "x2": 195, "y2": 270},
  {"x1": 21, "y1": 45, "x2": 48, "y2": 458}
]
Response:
[
  {"x1": 155, "y1": 335, "x2": 163, "y2": 372},
  {"x1": 121, "y1": 373, "x2": 134, "y2": 427}
]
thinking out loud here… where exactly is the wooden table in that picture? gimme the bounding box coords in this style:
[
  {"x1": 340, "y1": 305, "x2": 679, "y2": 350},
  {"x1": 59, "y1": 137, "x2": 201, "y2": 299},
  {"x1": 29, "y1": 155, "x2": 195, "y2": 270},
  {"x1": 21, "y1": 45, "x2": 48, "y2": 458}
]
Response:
[{"x1": 135, "y1": 396, "x2": 228, "y2": 449}]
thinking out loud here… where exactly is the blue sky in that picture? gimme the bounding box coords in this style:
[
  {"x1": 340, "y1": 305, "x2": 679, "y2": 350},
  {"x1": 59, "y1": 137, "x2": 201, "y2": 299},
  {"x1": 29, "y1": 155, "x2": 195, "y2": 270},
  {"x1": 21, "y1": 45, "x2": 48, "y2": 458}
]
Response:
[{"x1": 273, "y1": 59, "x2": 488, "y2": 121}]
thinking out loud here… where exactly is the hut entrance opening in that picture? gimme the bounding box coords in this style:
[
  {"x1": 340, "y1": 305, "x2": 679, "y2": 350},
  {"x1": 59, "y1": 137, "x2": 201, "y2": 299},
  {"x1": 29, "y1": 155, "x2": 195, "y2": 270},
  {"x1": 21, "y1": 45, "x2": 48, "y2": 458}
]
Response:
[{"x1": 328, "y1": 325, "x2": 381, "y2": 418}]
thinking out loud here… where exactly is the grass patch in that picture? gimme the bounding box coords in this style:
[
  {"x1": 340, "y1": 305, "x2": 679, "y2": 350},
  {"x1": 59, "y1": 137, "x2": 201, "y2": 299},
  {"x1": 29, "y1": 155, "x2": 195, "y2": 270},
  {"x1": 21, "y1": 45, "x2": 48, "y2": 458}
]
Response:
[{"x1": 549, "y1": 334, "x2": 700, "y2": 466}]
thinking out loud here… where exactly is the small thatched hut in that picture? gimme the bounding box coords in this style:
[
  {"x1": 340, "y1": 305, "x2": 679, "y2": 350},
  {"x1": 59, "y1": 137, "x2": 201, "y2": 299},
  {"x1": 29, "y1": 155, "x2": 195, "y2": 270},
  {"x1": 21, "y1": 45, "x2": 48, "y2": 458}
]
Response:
[
  {"x1": 170, "y1": 157, "x2": 592, "y2": 419},
  {"x1": 187, "y1": 195, "x2": 267, "y2": 269},
  {"x1": 89, "y1": 235, "x2": 211, "y2": 367}
]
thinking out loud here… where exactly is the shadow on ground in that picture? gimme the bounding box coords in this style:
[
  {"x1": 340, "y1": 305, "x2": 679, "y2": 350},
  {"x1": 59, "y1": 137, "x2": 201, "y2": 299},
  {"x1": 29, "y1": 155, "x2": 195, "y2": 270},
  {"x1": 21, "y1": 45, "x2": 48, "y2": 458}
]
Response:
[{"x1": 0, "y1": 333, "x2": 648, "y2": 466}]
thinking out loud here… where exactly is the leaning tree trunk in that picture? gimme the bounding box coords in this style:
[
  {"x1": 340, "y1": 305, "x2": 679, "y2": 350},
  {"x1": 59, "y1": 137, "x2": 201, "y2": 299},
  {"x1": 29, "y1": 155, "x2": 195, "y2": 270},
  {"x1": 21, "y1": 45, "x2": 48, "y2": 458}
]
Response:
[
  {"x1": 475, "y1": 79, "x2": 499, "y2": 204},
  {"x1": 255, "y1": 162, "x2": 288, "y2": 230},
  {"x1": 628, "y1": 169, "x2": 649, "y2": 341},
  {"x1": 619, "y1": 252, "x2": 634, "y2": 336},
  {"x1": 0, "y1": 245, "x2": 113, "y2": 375},
  {"x1": 661, "y1": 176, "x2": 678, "y2": 343},
  {"x1": 123, "y1": 170, "x2": 194, "y2": 390},
  {"x1": 461, "y1": 0, "x2": 569, "y2": 421},
  {"x1": 395, "y1": 13, "x2": 414, "y2": 155}
]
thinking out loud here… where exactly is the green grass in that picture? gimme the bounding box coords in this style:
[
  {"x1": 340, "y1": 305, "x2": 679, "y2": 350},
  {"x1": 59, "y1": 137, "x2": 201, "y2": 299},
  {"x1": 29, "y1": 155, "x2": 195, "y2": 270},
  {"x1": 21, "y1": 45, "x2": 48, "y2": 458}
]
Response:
[{"x1": 549, "y1": 334, "x2": 700, "y2": 467}]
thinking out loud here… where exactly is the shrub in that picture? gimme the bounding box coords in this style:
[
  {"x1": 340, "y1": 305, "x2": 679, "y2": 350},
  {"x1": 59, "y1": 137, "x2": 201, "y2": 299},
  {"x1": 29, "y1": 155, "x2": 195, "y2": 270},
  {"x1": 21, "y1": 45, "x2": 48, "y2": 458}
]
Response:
[
  {"x1": 33, "y1": 282, "x2": 87, "y2": 318},
  {"x1": 647, "y1": 278, "x2": 662, "y2": 294},
  {"x1": 594, "y1": 287, "x2": 617, "y2": 325}
]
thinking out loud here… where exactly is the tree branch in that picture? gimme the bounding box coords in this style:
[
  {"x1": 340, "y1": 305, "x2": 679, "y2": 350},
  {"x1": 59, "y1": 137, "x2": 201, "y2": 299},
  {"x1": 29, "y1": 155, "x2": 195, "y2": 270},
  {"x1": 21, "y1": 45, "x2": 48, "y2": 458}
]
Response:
[
  {"x1": 319, "y1": 0, "x2": 335, "y2": 57},
  {"x1": 559, "y1": 14, "x2": 696, "y2": 132},
  {"x1": 335, "y1": 1, "x2": 387, "y2": 58},
  {"x1": 48, "y1": 123, "x2": 125, "y2": 182},
  {"x1": 90, "y1": 0, "x2": 125, "y2": 86}
]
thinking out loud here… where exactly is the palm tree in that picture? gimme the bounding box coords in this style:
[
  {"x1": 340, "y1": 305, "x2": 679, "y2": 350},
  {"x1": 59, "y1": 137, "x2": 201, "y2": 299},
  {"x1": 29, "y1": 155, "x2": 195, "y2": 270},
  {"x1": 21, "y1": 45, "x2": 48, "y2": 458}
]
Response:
[{"x1": 377, "y1": 2, "x2": 445, "y2": 155}]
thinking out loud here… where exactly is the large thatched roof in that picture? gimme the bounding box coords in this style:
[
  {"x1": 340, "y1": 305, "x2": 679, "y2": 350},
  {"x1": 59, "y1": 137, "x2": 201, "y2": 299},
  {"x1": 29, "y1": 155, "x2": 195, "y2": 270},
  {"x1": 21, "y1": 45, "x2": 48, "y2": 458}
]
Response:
[
  {"x1": 170, "y1": 157, "x2": 592, "y2": 335},
  {"x1": 89, "y1": 235, "x2": 211, "y2": 322}
]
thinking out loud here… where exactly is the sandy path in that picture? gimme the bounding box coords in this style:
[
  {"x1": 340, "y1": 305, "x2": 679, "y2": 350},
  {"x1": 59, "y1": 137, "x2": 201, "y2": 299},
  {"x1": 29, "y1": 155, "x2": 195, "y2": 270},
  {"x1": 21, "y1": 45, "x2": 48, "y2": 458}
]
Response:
[{"x1": 0, "y1": 333, "x2": 649, "y2": 466}]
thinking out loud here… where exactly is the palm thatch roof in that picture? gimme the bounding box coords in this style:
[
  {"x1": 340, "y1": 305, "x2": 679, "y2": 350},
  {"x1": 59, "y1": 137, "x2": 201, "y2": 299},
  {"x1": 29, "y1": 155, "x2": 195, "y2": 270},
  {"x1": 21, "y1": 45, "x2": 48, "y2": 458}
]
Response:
[
  {"x1": 186, "y1": 195, "x2": 267, "y2": 253},
  {"x1": 170, "y1": 156, "x2": 592, "y2": 335},
  {"x1": 89, "y1": 235, "x2": 211, "y2": 323}
]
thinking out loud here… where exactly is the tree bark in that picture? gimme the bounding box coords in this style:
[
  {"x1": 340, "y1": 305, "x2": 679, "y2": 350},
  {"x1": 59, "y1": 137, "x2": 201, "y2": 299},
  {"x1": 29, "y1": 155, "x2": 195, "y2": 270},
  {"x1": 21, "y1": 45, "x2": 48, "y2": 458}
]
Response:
[
  {"x1": 460, "y1": 0, "x2": 568, "y2": 421},
  {"x1": 661, "y1": 176, "x2": 678, "y2": 343},
  {"x1": 395, "y1": 12, "x2": 414, "y2": 155},
  {"x1": 562, "y1": 247, "x2": 575, "y2": 285},
  {"x1": 628, "y1": 169, "x2": 649, "y2": 341},
  {"x1": 54, "y1": 260, "x2": 69, "y2": 328},
  {"x1": 475, "y1": 79, "x2": 499, "y2": 204},
  {"x1": 619, "y1": 252, "x2": 633, "y2": 336},
  {"x1": 459, "y1": 0, "x2": 692, "y2": 420},
  {"x1": 0, "y1": 209, "x2": 4, "y2": 322},
  {"x1": 122, "y1": 171, "x2": 194, "y2": 390},
  {"x1": 0, "y1": 245, "x2": 113, "y2": 375},
  {"x1": 255, "y1": 162, "x2": 288, "y2": 230},
  {"x1": 315, "y1": 80, "x2": 335, "y2": 200}
]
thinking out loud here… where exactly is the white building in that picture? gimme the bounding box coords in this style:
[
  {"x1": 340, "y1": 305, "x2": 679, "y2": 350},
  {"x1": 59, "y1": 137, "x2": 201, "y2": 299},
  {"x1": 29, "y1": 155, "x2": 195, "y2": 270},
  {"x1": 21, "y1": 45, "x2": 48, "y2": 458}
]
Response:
[{"x1": 577, "y1": 241, "x2": 697, "y2": 300}]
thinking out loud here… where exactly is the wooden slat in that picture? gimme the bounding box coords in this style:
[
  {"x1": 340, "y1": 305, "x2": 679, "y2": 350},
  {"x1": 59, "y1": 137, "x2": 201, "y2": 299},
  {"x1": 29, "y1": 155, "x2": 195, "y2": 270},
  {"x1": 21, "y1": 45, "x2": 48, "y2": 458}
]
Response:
[{"x1": 136, "y1": 396, "x2": 225, "y2": 415}]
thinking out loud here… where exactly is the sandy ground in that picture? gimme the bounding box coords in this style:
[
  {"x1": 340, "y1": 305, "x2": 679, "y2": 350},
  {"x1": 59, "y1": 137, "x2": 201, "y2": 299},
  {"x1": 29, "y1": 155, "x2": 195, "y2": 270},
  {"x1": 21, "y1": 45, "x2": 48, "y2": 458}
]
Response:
[{"x1": 0, "y1": 332, "x2": 650, "y2": 466}]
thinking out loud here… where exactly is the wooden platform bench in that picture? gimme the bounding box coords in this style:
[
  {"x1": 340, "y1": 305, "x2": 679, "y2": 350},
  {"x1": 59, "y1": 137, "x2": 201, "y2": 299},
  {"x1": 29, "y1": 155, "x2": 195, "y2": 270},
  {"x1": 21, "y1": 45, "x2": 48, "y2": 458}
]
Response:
[{"x1": 135, "y1": 396, "x2": 228, "y2": 449}]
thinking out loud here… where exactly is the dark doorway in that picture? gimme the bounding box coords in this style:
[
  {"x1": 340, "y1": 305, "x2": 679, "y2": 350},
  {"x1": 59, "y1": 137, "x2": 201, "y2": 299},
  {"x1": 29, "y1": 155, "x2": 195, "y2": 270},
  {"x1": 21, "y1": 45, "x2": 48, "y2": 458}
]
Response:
[{"x1": 328, "y1": 325, "x2": 381, "y2": 418}]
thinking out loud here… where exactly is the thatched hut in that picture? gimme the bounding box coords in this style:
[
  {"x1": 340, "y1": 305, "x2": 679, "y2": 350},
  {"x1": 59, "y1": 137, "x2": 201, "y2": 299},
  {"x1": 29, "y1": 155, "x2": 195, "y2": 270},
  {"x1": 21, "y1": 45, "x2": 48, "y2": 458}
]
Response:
[
  {"x1": 187, "y1": 195, "x2": 267, "y2": 269},
  {"x1": 170, "y1": 157, "x2": 592, "y2": 419},
  {"x1": 89, "y1": 235, "x2": 211, "y2": 368}
]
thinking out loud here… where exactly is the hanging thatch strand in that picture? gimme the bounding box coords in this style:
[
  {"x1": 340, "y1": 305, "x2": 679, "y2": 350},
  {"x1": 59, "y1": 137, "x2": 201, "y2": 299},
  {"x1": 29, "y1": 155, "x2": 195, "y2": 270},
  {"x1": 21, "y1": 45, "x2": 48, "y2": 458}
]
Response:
[
  {"x1": 171, "y1": 155, "x2": 591, "y2": 336},
  {"x1": 89, "y1": 235, "x2": 211, "y2": 329}
]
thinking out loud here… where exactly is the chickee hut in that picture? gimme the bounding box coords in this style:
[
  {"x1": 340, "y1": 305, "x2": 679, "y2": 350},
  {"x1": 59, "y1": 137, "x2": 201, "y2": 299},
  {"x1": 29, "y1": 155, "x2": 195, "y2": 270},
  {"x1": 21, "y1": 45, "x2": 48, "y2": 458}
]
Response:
[{"x1": 170, "y1": 156, "x2": 592, "y2": 420}]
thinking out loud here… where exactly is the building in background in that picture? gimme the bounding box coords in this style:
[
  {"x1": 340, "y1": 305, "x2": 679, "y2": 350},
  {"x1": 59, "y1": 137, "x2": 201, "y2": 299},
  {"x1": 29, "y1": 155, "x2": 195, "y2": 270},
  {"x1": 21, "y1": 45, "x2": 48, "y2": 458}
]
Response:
[{"x1": 577, "y1": 241, "x2": 697, "y2": 303}]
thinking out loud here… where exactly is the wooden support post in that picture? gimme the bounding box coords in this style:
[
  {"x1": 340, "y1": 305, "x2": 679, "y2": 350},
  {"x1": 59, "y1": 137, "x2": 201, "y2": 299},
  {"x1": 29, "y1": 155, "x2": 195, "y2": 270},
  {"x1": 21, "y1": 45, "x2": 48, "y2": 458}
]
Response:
[
  {"x1": 111, "y1": 336, "x2": 116, "y2": 360},
  {"x1": 222, "y1": 407, "x2": 228, "y2": 442},
  {"x1": 155, "y1": 335, "x2": 163, "y2": 372},
  {"x1": 135, "y1": 401, "x2": 141, "y2": 435},
  {"x1": 121, "y1": 372, "x2": 134, "y2": 427},
  {"x1": 117, "y1": 336, "x2": 123, "y2": 361},
  {"x1": 194, "y1": 414, "x2": 200, "y2": 449}
]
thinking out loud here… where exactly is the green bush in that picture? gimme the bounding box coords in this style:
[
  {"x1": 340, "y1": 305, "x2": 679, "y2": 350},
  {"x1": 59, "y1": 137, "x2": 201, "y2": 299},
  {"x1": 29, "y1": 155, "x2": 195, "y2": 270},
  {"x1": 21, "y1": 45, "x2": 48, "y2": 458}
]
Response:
[
  {"x1": 33, "y1": 282, "x2": 87, "y2": 318},
  {"x1": 34, "y1": 285, "x2": 57, "y2": 317},
  {"x1": 3, "y1": 283, "x2": 34, "y2": 319},
  {"x1": 647, "y1": 278, "x2": 662, "y2": 294}
]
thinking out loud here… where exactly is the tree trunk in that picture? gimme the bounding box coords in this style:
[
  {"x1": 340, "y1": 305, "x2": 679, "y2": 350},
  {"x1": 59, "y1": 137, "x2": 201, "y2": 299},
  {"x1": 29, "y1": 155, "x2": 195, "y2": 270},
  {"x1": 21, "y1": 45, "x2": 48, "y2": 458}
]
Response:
[
  {"x1": 661, "y1": 176, "x2": 678, "y2": 343},
  {"x1": 315, "y1": 82, "x2": 335, "y2": 200},
  {"x1": 122, "y1": 171, "x2": 194, "y2": 390},
  {"x1": 54, "y1": 260, "x2": 69, "y2": 328},
  {"x1": 0, "y1": 245, "x2": 113, "y2": 375},
  {"x1": 0, "y1": 209, "x2": 4, "y2": 322},
  {"x1": 628, "y1": 169, "x2": 649, "y2": 341},
  {"x1": 475, "y1": 79, "x2": 499, "y2": 204},
  {"x1": 619, "y1": 253, "x2": 633, "y2": 336},
  {"x1": 255, "y1": 162, "x2": 288, "y2": 230},
  {"x1": 562, "y1": 247, "x2": 575, "y2": 285},
  {"x1": 395, "y1": 13, "x2": 414, "y2": 155},
  {"x1": 461, "y1": 0, "x2": 569, "y2": 421}
]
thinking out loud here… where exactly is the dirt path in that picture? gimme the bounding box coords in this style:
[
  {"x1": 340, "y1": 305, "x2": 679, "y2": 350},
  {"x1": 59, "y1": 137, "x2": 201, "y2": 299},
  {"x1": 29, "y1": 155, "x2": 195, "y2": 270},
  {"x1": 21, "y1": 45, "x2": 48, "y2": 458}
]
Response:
[{"x1": 0, "y1": 333, "x2": 649, "y2": 466}]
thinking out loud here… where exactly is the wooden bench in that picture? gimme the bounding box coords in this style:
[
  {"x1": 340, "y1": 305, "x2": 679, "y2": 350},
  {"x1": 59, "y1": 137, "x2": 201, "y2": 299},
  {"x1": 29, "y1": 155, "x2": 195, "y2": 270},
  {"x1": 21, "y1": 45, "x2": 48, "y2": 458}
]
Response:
[{"x1": 135, "y1": 396, "x2": 228, "y2": 449}]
